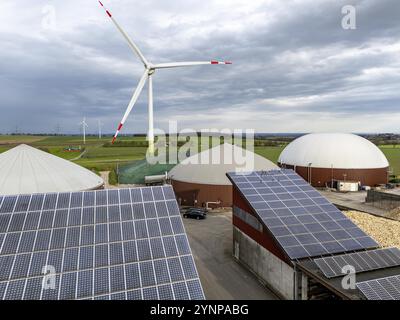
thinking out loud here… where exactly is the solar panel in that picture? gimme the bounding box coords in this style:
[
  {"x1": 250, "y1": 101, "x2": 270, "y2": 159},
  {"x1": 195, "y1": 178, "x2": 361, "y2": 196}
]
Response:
[
  {"x1": 314, "y1": 247, "x2": 400, "y2": 278},
  {"x1": 0, "y1": 186, "x2": 204, "y2": 300},
  {"x1": 227, "y1": 169, "x2": 378, "y2": 260},
  {"x1": 357, "y1": 275, "x2": 400, "y2": 300}
]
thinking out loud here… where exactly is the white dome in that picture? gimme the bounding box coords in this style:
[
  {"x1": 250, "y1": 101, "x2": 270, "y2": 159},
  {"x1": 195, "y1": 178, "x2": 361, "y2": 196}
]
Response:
[
  {"x1": 0, "y1": 144, "x2": 104, "y2": 196},
  {"x1": 278, "y1": 133, "x2": 389, "y2": 169},
  {"x1": 169, "y1": 143, "x2": 278, "y2": 185}
]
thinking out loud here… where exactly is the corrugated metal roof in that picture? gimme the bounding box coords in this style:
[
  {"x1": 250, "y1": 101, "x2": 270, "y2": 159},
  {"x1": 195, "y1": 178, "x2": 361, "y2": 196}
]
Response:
[
  {"x1": 0, "y1": 144, "x2": 104, "y2": 196},
  {"x1": 169, "y1": 143, "x2": 278, "y2": 185}
]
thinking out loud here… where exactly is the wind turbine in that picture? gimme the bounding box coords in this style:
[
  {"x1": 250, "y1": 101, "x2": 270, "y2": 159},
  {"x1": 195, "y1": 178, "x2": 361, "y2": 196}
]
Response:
[
  {"x1": 98, "y1": 119, "x2": 103, "y2": 139},
  {"x1": 98, "y1": 1, "x2": 232, "y2": 153},
  {"x1": 79, "y1": 117, "x2": 88, "y2": 145}
]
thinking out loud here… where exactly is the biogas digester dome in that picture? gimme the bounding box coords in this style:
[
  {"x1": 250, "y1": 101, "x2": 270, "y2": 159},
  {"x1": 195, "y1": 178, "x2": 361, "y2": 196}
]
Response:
[
  {"x1": 169, "y1": 143, "x2": 278, "y2": 207},
  {"x1": 278, "y1": 133, "x2": 389, "y2": 187},
  {"x1": 0, "y1": 144, "x2": 104, "y2": 196}
]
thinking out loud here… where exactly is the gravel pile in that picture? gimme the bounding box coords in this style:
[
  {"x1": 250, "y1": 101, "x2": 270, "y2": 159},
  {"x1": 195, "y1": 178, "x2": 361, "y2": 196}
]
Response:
[
  {"x1": 388, "y1": 207, "x2": 400, "y2": 221},
  {"x1": 344, "y1": 211, "x2": 400, "y2": 248}
]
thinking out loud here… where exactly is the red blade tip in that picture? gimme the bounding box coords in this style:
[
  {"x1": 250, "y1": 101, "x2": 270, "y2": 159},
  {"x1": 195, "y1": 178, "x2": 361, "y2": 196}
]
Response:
[
  {"x1": 211, "y1": 60, "x2": 232, "y2": 65},
  {"x1": 98, "y1": 1, "x2": 112, "y2": 17}
]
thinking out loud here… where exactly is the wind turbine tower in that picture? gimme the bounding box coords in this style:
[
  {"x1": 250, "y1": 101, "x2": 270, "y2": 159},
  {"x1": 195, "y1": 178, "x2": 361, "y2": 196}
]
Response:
[
  {"x1": 98, "y1": 120, "x2": 103, "y2": 139},
  {"x1": 79, "y1": 118, "x2": 88, "y2": 145}
]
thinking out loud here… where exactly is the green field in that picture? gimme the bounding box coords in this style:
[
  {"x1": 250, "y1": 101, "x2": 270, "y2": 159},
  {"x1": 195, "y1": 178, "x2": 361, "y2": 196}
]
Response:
[
  {"x1": 0, "y1": 135, "x2": 147, "y2": 173},
  {"x1": 254, "y1": 146, "x2": 284, "y2": 163},
  {"x1": 379, "y1": 145, "x2": 400, "y2": 176},
  {"x1": 0, "y1": 135, "x2": 45, "y2": 144},
  {"x1": 0, "y1": 135, "x2": 399, "y2": 184}
]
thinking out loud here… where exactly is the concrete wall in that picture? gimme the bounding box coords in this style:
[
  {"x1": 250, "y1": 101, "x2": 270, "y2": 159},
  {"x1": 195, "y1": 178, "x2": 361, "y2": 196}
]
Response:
[
  {"x1": 233, "y1": 226, "x2": 295, "y2": 300},
  {"x1": 366, "y1": 189, "x2": 400, "y2": 210}
]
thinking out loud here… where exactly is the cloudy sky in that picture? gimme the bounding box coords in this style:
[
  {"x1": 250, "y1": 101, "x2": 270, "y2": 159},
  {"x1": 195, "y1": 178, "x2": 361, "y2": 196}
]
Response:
[{"x1": 1, "y1": 0, "x2": 399, "y2": 134}]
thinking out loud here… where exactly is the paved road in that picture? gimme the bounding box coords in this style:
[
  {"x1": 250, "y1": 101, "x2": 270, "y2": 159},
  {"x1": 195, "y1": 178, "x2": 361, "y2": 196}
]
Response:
[{"x1": 183, "y1": 210, "x2": 278, "y2": 300}]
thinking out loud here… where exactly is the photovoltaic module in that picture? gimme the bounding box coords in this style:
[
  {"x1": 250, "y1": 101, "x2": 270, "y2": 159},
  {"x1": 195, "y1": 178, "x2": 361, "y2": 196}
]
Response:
[{"x1": 0, "y1": 186, "x2": 204, "y2": 300}]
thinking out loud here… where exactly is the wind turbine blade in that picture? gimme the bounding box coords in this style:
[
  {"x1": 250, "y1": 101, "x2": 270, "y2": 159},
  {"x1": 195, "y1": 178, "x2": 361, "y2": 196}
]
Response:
[
  {"x1": 98, "y1": 1, "x2": 149, "y2": 67},
  {"x1": 153, "y1": 61, "x2": 232, "y2": 69},
  {"x1": 112, "y1": 70, "x2": 148, "y2": 143}
]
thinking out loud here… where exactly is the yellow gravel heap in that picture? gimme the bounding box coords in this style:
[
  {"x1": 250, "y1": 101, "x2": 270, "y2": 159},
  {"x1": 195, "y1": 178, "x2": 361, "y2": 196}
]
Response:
[
  {"x1": 344, "y1": 211, "x2": 400, "y2": 248},
  {"x1": 388, "y1": 207, "x2": 400, "y2": 221}
]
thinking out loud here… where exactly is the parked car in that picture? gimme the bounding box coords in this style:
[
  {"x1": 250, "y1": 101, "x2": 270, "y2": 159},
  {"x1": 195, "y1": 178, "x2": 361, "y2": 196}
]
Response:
[
  {"x1": 186, "y1": 207, "x2": 208, "y2": 215},
  {"x1": 183, "y1": 208, "x2": 207, "y2": 220}
]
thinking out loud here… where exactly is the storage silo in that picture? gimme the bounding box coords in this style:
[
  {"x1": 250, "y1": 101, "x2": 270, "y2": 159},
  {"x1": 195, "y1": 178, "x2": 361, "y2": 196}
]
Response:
[
  {"x1": 278, "y1": 133, "x2": 389, "y2": 187},
  {"x1": 169, "y1": 143, "x2": 278, "y2": 207}
]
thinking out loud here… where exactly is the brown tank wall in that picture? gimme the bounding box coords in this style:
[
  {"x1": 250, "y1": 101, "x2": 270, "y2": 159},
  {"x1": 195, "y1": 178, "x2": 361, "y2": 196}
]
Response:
[
  {"x1": 278, "y1": 163, "x2": 388, "y2": 187},
  {"x1": 171, "y1": 180, "x2": 232, "y2": 207}
]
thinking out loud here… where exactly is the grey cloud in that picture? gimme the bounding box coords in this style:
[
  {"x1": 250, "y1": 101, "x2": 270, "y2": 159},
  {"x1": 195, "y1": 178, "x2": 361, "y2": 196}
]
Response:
[{"x1": 0, "y1": 0, "x2": 399, "y2": 134}]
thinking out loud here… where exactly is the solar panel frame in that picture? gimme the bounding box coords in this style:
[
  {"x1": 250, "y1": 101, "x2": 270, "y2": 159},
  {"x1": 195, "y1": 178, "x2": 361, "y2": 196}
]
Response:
[
  {"x1": 357, "y1": 275, "x2": 400, "y2": 300},
  {"x1": 28, "y1": 194, "x2": 44, "y2": 212},
  {"x1": 227, "y1": 169, "x2": 379, "y2": 260},
  {"x1": 0, "y1": 186, "x2": 204, "y2": 300},
  {"x1": 315, "y1": 247, "x2": 400, "y2": 278}
]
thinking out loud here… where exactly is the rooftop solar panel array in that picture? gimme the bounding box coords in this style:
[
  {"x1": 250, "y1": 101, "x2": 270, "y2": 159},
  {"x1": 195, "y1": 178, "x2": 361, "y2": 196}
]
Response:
[
  {"x1": 227, "y1": 169, "x2": 378, "y2": 260},
  {"x1": 357, "y1": 275, "x2": 400, "y2": 300},
  {"x1": 0, "y1": 186, "x2": 204, "y2": 300},
  {"x1": 314, "y1": 247, "x2": 400, "y2": 278}
]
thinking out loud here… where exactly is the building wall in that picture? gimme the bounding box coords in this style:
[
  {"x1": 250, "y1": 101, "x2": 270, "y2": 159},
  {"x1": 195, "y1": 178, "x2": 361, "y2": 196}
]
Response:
[
  {"x1": 232, "y1": 188, "x2": 289, "y2": 263},
  {"x1": 171, "y1": 180, "x2": 232, "y2": 207},
  {"x1": 232, "y1": 187, "x2": 296, "y2": 298},
  {"x1": 278, "y1": 163, "x2": 388, "y2": 187},
  {"x1": 233, "y1": 227, "x2": 295, "y2": 299}
]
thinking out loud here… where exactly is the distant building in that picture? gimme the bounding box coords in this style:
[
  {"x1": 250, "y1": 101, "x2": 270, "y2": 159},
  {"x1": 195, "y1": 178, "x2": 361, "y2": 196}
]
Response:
[
  {"x1": 0, "y1": 144, "x2": 104, "y2": 196},
  {"x1": 168, "y1": 143, "x2": 278, "y2": 207},
  {"x1": 278, "y1": 133, "x2": 389, "y2": 187}
]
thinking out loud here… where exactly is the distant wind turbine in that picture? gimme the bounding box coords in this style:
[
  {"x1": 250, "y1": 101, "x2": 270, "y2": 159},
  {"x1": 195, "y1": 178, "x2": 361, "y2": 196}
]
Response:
[
  {"x1": 79, "y1": 117, "x2": 88, "y2": 145},
  {"x1": 98, "y1": 1, "x2": 232, "y2": 154},
  {"x1": 55, "y1": 123, "x2": 61, "y2": 135},
  {"x1": 98, "y1": 120, "x2": 103, "y2": 139}
]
